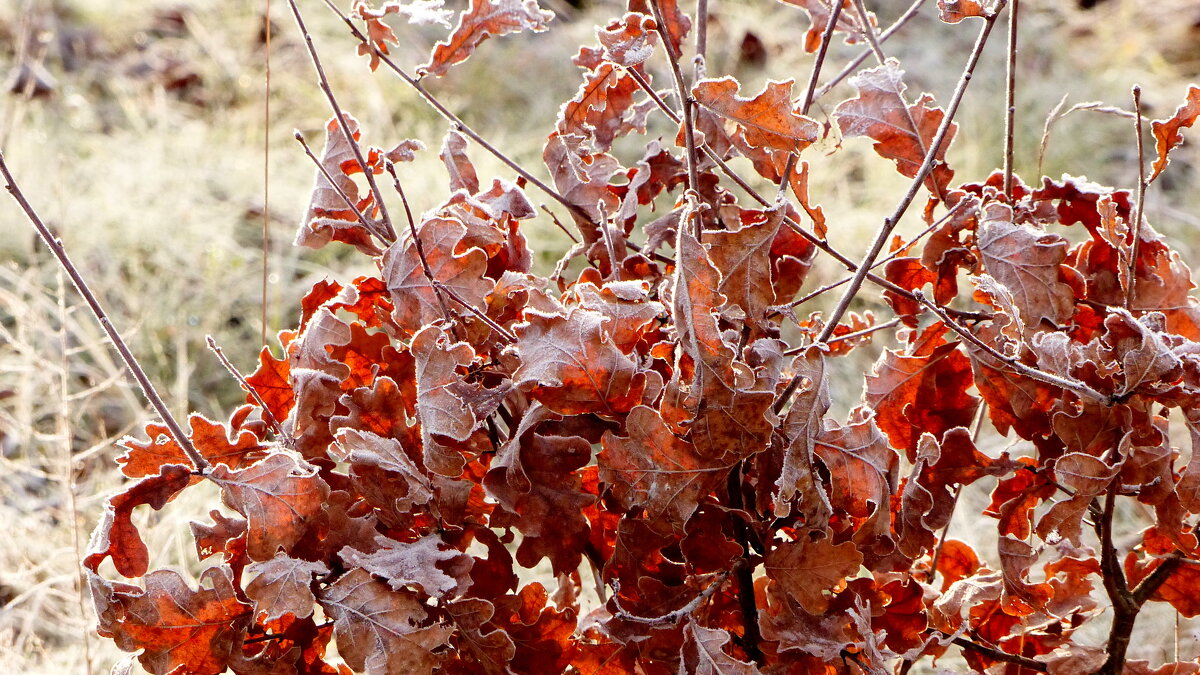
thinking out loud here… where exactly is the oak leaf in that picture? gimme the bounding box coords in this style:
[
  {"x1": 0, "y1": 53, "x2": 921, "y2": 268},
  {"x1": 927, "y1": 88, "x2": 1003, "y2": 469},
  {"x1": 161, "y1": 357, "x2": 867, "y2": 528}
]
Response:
[
  {"x1": 245, "y1": 552, "x2": 329, "y2": 623},
  {"x1": 91, "y1": 566, "x2": 251, "y2": 675},
  {"x1": 319, "y1": 568, "x2": 453, "y2": 675},
  {"x1": 209, "y1": 453, "x2": 330, "y2": 562},
  {"x1": 512, "y1": 307, "x2": 654, "y2": 416},
  {"x1": 296, "y1": 115, "x2": 380, "y2": 255},
  {"x1": 1150, "y1": 85, "x2": 1200, "y2": 182},
  {"x1": 765, "y1": 530, "x2": 863, "y2": 614},
  {"x1": 84, "y1": 464, "x2": 193, "y2": 577},
  {"x1": 692, "y1": 77, "x2": 819, "y2": 153},
  {"x1": 117, "y1": 414, "x2": 267, "y2": 478},
  {"x1": 978, "y1": 202, "x2": 1075, "y2": 327},
  {"x1": 680, "y1": 621, "x2": 761, "y2": 674},
  {"x1": 340, "y1": 534, "x2": 472, "y2": 599},
  {"x1": 599, "y1": 405, "x2": 728, "y2": 535},
  {"x1": 421, "y1": 0, "x2": 554, "y2": 78},
  {"x1": 834, "y1": 59, "x2": 956, "y2": 199}
]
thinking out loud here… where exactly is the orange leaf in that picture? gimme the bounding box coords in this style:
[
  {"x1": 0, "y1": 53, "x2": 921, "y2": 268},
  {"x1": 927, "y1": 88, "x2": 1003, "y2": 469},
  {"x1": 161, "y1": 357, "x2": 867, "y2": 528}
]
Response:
[{"x1": 420, "y1": 0, "x2": 553, "y2": 78}]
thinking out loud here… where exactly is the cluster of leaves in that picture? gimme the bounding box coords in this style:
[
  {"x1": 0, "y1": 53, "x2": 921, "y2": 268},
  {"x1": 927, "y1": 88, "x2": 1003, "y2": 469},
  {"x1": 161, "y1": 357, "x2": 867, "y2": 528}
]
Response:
[{"x1": 83, "y1": 0, "x2": 1200, "y2": 673}]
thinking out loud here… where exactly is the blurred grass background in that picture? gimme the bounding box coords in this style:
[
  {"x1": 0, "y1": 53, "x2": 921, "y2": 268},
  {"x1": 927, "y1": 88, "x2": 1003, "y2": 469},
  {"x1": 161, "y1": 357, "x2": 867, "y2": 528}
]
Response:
[{"x1": 1, "y1": 0, "x2": 1198, "y2": 672}]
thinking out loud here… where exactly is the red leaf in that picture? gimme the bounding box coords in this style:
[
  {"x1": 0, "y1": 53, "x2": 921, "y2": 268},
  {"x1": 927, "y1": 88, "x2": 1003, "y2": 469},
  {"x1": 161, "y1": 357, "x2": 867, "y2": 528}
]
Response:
[
  {"x1": 117, "y1": 414, "x2": 266, "y2": 478},
  {"x1": 1150, "y1": 85, "x2": 1200, "y2": 182},
  {"x1": 937, "y1": 0, "x2": 988, "y2": 23},
  {"x1": 209, "y1": 454, "x2": 330, "y2": 561},
  {"x1": 834, "y1": 59, "x2": 957, "y2": 199},
  {"x1": 420, "y1": 0, "x2": 554, "y2": 78},
  {"x1": 245, "y1": 346, "x2": 295, "y2": 424},
  {"x1": 319, "y1": 568, "x2": 454, "y2": 674},
  {"x1": 84, "y1": 465, "x2": 193, "y2": 577},
  {"x1": 599, "y1": 405, "x2": 728, "y2": 535},
  {"x1": 91, "y1": 566, "x2": 251, "y2": 675},
  {"x1": 558, "y1": 62, "x2": 653, "y2": 153},
  {"x1": 864, "y1": 322, "x2": 980, "y2": 458},
  {"x1": 692, "y1": 77, "x2": 820, "y2": 154}
]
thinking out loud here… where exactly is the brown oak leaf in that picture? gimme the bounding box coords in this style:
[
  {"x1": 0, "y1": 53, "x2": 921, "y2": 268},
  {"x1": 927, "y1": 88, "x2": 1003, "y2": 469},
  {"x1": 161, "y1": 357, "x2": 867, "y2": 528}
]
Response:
[
  {"x1": 765, "y1": 530, "x2": 864, "y2": 614},
  {"x1": 319, "y1": 568, "x2": 453, "y2": 675},
  {"x1": 599, "y1": 405, "x2": 728, "y2": 535},
  {"x1": 296, "y1": 114, "x2": 380, "y2": 255},
  {"x1": 340, "y1": 534, "x2": 472, "y2": 599},
  {"x1": 84, "y1": 464, "x2": 193, "y2": 577},
  {"x1": 245, "y1": 552, "x2": 329, "y2": 622},
  {"x1": 209, "y1": 453, "x2": 330, "y2": 562},
  {"x1": 692, "y1": 77, "x2": 819, "y2": 153}
]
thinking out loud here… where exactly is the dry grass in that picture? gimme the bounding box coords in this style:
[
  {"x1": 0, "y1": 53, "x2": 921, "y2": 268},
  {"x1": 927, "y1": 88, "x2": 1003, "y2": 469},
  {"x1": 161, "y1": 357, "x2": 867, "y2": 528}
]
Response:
[{"x1": 1, "y1": 0, "x2": 1198, "y2": 672}]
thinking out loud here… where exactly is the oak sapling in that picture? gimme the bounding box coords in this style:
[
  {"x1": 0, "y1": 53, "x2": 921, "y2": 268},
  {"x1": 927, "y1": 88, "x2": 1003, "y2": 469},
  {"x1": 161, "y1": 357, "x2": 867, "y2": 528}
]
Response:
[{"x1": 5, "y1": 0, "x2": 1200, "y2": 672}]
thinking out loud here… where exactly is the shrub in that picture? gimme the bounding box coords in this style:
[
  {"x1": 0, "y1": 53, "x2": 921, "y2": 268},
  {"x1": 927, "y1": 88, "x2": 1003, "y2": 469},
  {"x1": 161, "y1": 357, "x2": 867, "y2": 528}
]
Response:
[{"x1": 6, "y1": 0, "x2": 1200, "y2": 672}]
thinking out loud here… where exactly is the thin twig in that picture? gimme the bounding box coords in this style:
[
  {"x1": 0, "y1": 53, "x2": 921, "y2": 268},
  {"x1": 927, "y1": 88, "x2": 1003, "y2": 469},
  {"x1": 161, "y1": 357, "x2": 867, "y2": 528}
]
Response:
[
  {"x1": 0, "y1": 152, "x2": 208, "y2": 472},
  {"x1": 611, "y1": 565, "x2": 735, "y2": 626},
  {"x1": 649, "y1": 0, "x2": 701, "y2": 229},
  {"x1": 912, "y1": 289, "x2": 1110, "y2": 404},
  {"x1": 205, "y1": 336, "x2": 292, "y2": 449},
  {"x1": 56, "y1": 272, "x2": 93, "y2": 675},
  {"x1": 294, "y1": 130, "x2": 390, "y2": 243},
  {"x1": 286, "y1": 0, "x2": 395, "y2": 241},
  {"x1": 319, "y1": 0, "x2": 597, "y2": 231},
  {"x1": 539, "y1": 204, "x2": 580, "y2": 244},
  {"x1": 1126, "y1": 85, "x2": 1147, "y2": 310},
  {"x1": 1002, "y1": 0, "x2": 1018, "y2": 199},
  {"x1": 261, "y1": 0, "x2": 273, "y2": 349},
  {"x1": 1036, "y1": 93, "x2": 1070, "y2": 178},
  {"x1": 851, "y1": 0, "x2": 886, "y2": 64},
  {"x1": 812, "y1": 0, "x2": 926, "y2": 100},
  {"x1": 778, "y1": 0, "x2": 848, "y2": 201},
  {"x1": 694, "y1": 0, "x2": 708, "y2": 72},
  {"x1": 817, "y1": 4, "x2": 1006, "y2": 344},
  {"x1": 951, "y1": 636, "x2": 1048, "y2": 672}
]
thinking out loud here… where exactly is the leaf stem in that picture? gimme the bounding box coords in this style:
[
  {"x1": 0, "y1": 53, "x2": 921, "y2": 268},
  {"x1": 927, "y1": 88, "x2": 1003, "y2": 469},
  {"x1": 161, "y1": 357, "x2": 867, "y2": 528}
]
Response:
[
  {"x1": 1002, "y1": 0, "x2": 1018, "y2": 199},
  {"x1": 285, "y1": 0, "x2": 395, "y2": 242},
  {"x1": 0, "y1": 152, "x2": 209, "y2": 472},
  {"x1": 1125, "y1": 85, "x2": 1147, "y2": 310}
]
